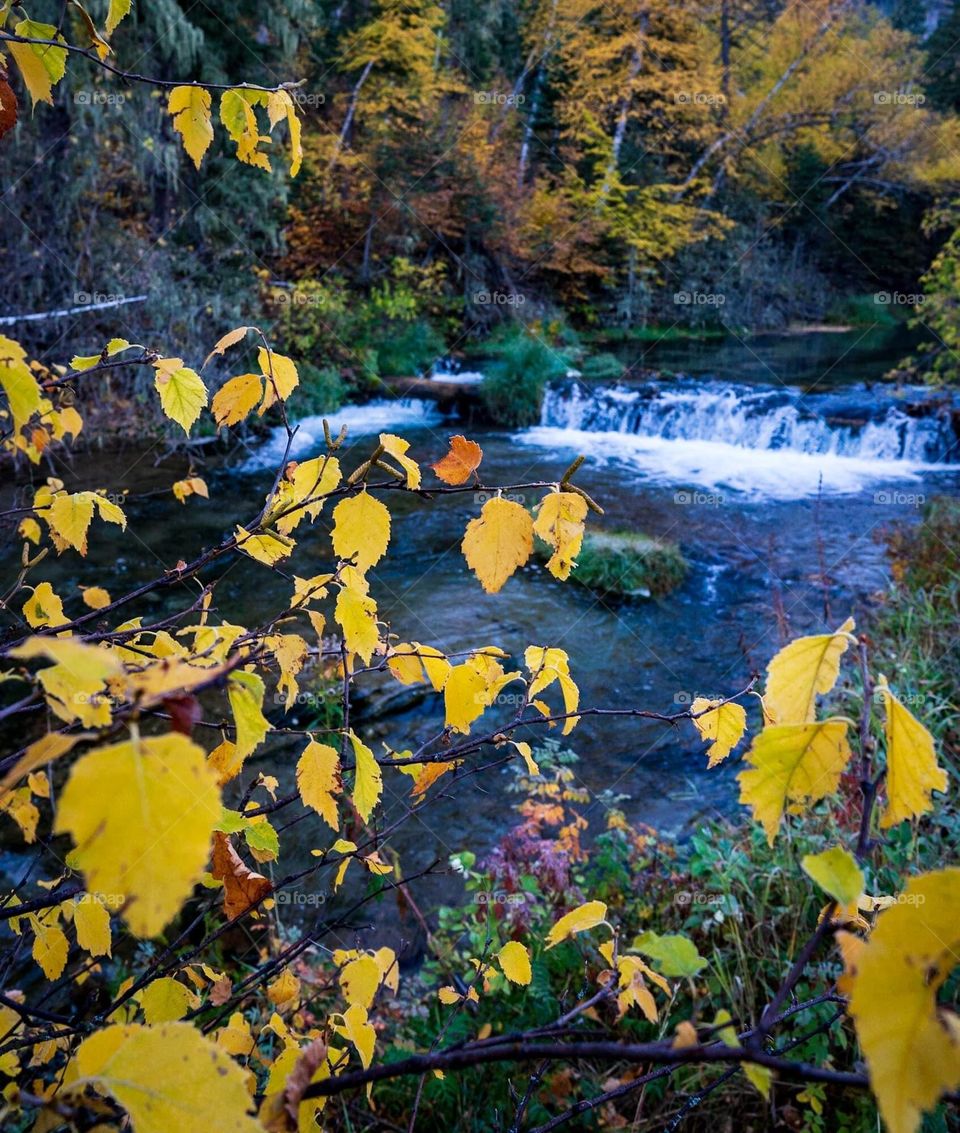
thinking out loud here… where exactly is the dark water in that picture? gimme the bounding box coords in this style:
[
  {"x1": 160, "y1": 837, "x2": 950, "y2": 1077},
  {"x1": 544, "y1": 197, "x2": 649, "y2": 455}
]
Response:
[
  {"x1": 7, "y1": 329, "x2": 960, "y2": 929},
  {"x1": 602, "y1": 324, "x2": 925, "y2": 390}
]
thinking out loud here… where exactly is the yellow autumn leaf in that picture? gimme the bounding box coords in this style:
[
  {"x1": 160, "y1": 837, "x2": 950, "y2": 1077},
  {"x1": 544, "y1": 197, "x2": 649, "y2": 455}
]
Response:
[
  {"x1": 462, "y1": 496, "x2": 534, "y2": 593},
  {"x1": 764, "y1": 616, "x2": 855, "y2": 725},
  {"x1": 876, "y1": 676, "x2": 948, "y2": 828},
  {"x1": 8, "y1": 20, "x2": 67, "y2": 108},
  {"x1": 849, "y1": 868, "x2": 960, "y2": 1133},
  {"x1": 54, "y1": 733, "x2": 221, "y2": 937},
  {"x1": 228, "y1": 672, "x2": 271, "y2": 760},
  {"x1": 438, "y1": 986, "x2": 461, "y2": 1005},
  {"x1": 81, "y1": 585, "x2": 112, "y2": 610},
  {"x1": 220, "y1": 87, "x2": 271, "y2": 171},
  {"x1": 444, "y1": 653, "x2": 521, "y2": 735},
  {"x1": 234, "y1": 524, "x2": 294, "y2": 566},
  {"x1": 497, "y1": 941, "x2": 532, "y2": 985},
  {"x1": 737, "y1": 720, "x2": 853, "y2": 844},
  {"x1": 0, "y1": 336, "x2": 42, "y2": 437},
  {"x1": 203, "y1": 326, "x2": 251, "y2": 367},
  {"x1": 331, "y1": 1003, "x2": 376, "y2": 1068},
  {"x1": 67, "y1": 1022, "x2": 261, "y2": 1133},
  {"x1": 257, "y1": 347, "x2": 299, "y2": 413},
  {"x1": 137, "y1": 977, "x2": 196, "y2": 1024},
  {"x1": 801, "y1": 846, "x2": 864, "y2": 905},
  {"x1": 212, "y1": 372, "x2": 263, "y2": 427},
  {"x1": 296, "y1": 741, "x2": 341, "y2": 832},
  {"x1": 525, "y1": 645, "x2": 579, "y2": 735},
  {"x1": 340, "y1": 954, "x2": 381, "y2": 1009},
  {"x1": 274, "y1": 454, "x2": 341, "y2": 535},
  {"x1": 172, "y1": 476, "x2": 209, "y2": 504},
  {"x1": 153, "y1": 360, "x2": 208, "y2": 434},
  {"x1": 46, "y1": 490, "x2": 126, "y2": 555},
  {"x1": 73, "y1": 894, "x2": 112, "y2": 958},
  {"x1": 545, "y1": 900, "x2": 608, "y2": 950},
  {"x1": 335, "y1": 584, "x2": 380, "y2": 664},
  {"x1": 30, "y1": 914, "x2": 67, "y2": 978},
  {"x1": 533, "y1": 490, "x2": 588, "y2": 580},
  {"x1": 265, "y1": 88, "x2": 302, "y2": 176},
  {"x1": 168, "y1": 86, "x2": 214, "y2": 170},
  {"x1": 738, "y1": 720, "x2": 852, "y2": 847},
  {"x1": 105, "y1": 0, "x2": 132, "y2": 36},
  {"x1": 690, "y1": 697, "x2": 747, "y2": 767},
  {"x1": 350, "y1": 732, "x2": 381, "y2": 823},
  {"x1": 332, "y1": 491, "x2": 391, "y2": 573},
  {"x1": 379, "y1": 433, "x2": 421, "y2": 489},
  {"x1": 23, "y1": 580, "x2": 67, "y2": 628}
]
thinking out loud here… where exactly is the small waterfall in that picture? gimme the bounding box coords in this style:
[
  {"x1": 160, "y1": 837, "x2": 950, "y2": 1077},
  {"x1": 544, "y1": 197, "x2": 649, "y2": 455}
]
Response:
[
  {"x1": 243, "y1": 398, "x2": 444, "y2": 471},
  {"x1": 540, "y1": 381, "x2": 959, "y2": 464}
]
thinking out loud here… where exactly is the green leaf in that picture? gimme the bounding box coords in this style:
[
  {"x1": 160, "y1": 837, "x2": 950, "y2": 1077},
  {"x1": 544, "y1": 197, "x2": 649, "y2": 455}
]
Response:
[
  {"x1": 631, "y1": 930, "x2": 706, "y2": 978},
  {"x1": 802, "y1": 846, "x2": 864, "y2": 905}
]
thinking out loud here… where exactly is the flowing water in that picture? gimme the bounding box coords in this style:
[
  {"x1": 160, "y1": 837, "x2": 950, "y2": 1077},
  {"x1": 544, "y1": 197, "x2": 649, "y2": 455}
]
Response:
[{"x1": 15, "y1": 331, "x2": 960, "y2": 924}]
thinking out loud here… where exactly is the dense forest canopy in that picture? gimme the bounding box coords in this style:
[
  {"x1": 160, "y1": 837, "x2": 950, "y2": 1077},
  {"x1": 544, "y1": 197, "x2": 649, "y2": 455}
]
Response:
[{"x1": 7, "y1": 0, "x2": 960, "y2": 376}]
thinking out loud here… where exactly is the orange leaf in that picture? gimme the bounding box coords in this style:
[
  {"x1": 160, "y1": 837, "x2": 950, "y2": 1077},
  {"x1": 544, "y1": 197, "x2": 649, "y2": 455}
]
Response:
[
  {"x1": 211, "y1": 831, "x2": 272, "y2": 920},
  {"x1": 431, "y1": 435, "x2": 482, "y2": 485}
]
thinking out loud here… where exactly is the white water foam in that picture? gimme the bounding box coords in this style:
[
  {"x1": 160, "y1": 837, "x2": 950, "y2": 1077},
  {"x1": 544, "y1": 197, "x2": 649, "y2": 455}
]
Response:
[
  {"x1": 516, "y1": 425, "x2": 939, "y2": 499},
  {"x1": 431, "y1": 368, "x2": 485, "y2": 385},
  {"x1": 520, "y1": 381, "x2": 958, "y2": 498},
  {"x1": 243, "y1": 398, "x2": 444, "y2": 470}
]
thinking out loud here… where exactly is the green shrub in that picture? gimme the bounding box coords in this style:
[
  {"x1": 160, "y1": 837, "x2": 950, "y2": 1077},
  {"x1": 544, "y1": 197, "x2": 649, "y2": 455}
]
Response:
[
  {"x1": 580, "y1": 351, "x2": 624, "y2": 381},
  {"x1": 480, "y1": 326, "x2": 572, "y2": 426},
  {"x1": 375, "y1": 318, "x2": 445, "y2": 376},
  {"x1": 566, "y1": 530, "x2": 687, "y2": 599},
  {"x1": 293, "y1": 363, "x2": 346, "y2": 418}
]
